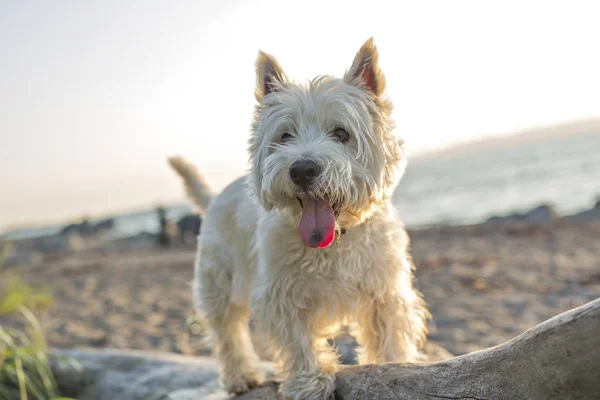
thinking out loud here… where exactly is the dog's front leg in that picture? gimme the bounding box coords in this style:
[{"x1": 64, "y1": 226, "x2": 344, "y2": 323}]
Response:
[
  {"x1": 255, "y1": 290, "x2": 338, "y2": 400},
  {"x1": 277, "y1": 315, "x2": 337, "y2": 400},
  {"x1": 355, "y1": 289, "x2": 426, "y2": 365}
]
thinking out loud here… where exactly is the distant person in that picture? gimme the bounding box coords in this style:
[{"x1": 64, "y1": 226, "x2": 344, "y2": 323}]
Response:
[{"x1": 157, "y1": 205, "x2": 170, "y2": 247}]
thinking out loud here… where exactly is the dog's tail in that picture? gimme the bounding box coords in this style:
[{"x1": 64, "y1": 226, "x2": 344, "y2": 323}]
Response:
[{"x1": 168, "y1": 155, "x2": 215, "y2": 216}]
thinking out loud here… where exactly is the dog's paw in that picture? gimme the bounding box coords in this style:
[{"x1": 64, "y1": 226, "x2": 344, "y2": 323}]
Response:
[
  {"x1": 221, "y1": 368, "x2": 264, "y2": 395},
  {"x1": 280, "y1": 370, "x2": 335, "y2": 400}
]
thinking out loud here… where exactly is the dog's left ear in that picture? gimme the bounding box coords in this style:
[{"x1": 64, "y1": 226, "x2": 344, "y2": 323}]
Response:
[
  {"x1": 344, "y1": 37, "x2": 386, "y2": 97},
  {"x1": 255, "y1": 51, "x2": 286, "y2": 102}
]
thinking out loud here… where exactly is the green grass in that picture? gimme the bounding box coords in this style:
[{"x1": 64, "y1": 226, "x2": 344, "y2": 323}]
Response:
[
  {"x1": 0, "y1": 276, "x2": 54, "y2": 316},
  {"x1": 0, "y1": 244, "x2": 79, "y2": 400},
  {"x1": 0, "y1": 244, "x2": 54, "y2": 316}
]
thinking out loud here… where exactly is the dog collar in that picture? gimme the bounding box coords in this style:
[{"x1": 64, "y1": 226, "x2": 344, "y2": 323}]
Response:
[{"x1": 334, "y1": 228, "x2": 348, "y2": 245}]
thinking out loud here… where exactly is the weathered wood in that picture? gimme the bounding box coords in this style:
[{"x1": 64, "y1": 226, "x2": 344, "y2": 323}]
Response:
[
  {"x1": 234, "y1": 298, "x2": 600, "y2": 399},
  {"x1": 50, "y1": 299, "x2": 599, "y2": 400},
  {"x1": 333, "y1": 297, "x2": 600, "y2": 400}
]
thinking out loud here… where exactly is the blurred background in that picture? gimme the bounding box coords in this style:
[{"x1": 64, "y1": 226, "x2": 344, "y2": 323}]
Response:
[
  {"x1": 0, "y1": 1, "x2": 599, "y2": 397},
  {"x1": 2, "y1": 0, "x2": 599, "y2": 238}
]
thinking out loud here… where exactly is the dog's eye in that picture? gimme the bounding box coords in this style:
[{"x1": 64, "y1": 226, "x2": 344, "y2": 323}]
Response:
[
  {"x1": 332, "y1": 128, "x2": 350, "y2": 143},
  {"x1": 281, "y1": 133, "x2": 293, "y2": 143}
]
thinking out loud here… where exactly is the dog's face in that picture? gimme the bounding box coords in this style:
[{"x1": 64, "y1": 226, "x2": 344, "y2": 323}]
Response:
[{"x1": 248, "y1": 38, "x2": 406, "y2": 248}]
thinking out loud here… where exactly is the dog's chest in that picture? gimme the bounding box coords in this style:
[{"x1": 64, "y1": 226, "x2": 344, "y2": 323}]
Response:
[{"x1": 301, "y1": 242, "x2": 372, "y2": 280}]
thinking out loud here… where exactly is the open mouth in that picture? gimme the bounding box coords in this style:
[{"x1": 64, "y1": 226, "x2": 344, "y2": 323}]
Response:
[
  {"x1": 296, "y1": 195, "x2": 339, "y2": 248},
  {"x1": 297, "y1": 197, "x2": 340, "y2": 217}
]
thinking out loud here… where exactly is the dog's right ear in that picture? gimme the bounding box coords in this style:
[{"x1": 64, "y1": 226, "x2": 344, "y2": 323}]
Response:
[
  {"x1": 255, "y1": 51, "x2": 286, "y2": 102},
  {"x1": 344, "y1": 37, "x2": 386, "y2": 97}
]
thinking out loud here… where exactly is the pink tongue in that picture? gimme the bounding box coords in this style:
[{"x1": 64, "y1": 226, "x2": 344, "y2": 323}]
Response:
[{"x1": 298, "y1": 197, "x2": 336, "y2": 248}]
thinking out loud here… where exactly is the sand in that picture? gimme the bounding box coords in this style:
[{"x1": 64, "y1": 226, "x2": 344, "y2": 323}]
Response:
[{"x1": 1, "y1": 220, "x2": 599, "y2": 358}]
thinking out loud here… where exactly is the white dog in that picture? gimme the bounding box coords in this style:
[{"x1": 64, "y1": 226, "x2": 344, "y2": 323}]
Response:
[{"x1": 169, "y1": 37, "x2": 430, "y2": 400}]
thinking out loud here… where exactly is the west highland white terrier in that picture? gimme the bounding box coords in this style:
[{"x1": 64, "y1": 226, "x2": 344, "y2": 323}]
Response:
[{"x1": 169, "y1": 37, "x2": 430, "y2": 400}]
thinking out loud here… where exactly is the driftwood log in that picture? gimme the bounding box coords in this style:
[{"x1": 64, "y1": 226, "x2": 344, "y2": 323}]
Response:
[
  {"x1": 50, "y1": 298, "x2": 599, "y2": 399},
  {"x1": 236, "y1": 297, "x2": 600, "y2": 400}
]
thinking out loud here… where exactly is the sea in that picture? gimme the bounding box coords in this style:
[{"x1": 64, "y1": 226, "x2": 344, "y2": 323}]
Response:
[{"x1": 3, "y1": 132, "x2": 599, "y2": 241}]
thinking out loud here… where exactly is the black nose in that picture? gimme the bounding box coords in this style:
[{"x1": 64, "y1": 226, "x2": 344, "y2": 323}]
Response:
[{"x1": 289, "y1": 160, "x2": 321, "y2": 189}]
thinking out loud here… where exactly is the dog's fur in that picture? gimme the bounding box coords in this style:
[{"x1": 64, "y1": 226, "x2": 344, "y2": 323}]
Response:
[{"x1": 169, "y1": 38, "x2": 430, "y2": 400}]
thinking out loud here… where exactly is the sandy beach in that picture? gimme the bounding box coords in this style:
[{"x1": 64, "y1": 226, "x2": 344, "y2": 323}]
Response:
[{"x1": 2, "y1": 218, "x2": 599, "y2": 359}]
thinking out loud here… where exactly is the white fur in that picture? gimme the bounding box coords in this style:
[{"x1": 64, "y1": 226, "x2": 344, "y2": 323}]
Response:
[
  {"x1": 169, "y1": 37, "x2": 430, "y2": 400},
  {"x1": 168, "y1": 156, "x2": 215, "y2": 215}
]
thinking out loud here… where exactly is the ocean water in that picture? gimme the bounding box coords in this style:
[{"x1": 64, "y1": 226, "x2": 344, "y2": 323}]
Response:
[
  {"x1": 3, "y1": 132, "x2": 599, "y2": 241},
  {"x1": 2, "y1": 205, "x2": 193, "y2": 241},
  {"x1": 394, "y1": 131, "x2": 600, "y2": 226}
]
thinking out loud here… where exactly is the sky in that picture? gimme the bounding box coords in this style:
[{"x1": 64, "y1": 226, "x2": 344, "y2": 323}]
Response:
[{"x1": 1, "y1": 0, "x2": 599, "y2": 229}]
